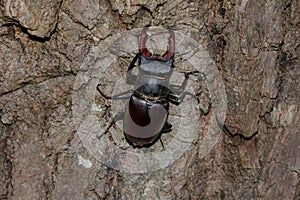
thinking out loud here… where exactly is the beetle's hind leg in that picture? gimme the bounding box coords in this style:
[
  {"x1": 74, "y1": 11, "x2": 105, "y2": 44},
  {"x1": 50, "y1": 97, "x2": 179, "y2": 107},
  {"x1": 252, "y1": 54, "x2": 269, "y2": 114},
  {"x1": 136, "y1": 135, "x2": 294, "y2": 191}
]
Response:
[
  {"x1": 159, "y1": 138, "x2": 165, "y2": 150},
  {"x1": 157, "y1": 122, "x2": 173, "y2": 150},
  {"x1": 97, "y1": 112, "x2": 130, "y2": 149},
  {"x1": 97, "y1": 112, "x2": 124, "y2": 140},
  {"x1": 161, "y1": 122, "x2": 172, "y2": 133}
]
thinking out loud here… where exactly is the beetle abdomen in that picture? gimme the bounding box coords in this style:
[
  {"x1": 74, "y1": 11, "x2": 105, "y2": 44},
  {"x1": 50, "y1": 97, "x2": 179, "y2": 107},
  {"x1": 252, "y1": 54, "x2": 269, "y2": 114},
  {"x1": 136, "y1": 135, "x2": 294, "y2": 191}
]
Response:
[
  {"x1": 128, "y1": 94, "x2": 151, "y2": 126},
  {"x1": 124, "y1": 93, "x2": 169, "y2": 142}
]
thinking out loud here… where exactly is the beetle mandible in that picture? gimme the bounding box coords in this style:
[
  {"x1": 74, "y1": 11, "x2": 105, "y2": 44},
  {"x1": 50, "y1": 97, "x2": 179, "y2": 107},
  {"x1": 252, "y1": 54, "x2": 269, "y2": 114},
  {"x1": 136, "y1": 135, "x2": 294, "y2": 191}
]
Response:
[{"x1": 97, "y1": 24, "x2": 201, "y2": 148}]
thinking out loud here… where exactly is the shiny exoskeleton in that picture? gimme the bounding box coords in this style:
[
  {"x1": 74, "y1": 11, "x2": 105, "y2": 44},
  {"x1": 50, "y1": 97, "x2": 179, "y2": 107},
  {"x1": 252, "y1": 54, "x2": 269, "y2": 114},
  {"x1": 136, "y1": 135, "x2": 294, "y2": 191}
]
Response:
[{"x1": 97, "y1": 24, "x2": 200, "y2": 148}]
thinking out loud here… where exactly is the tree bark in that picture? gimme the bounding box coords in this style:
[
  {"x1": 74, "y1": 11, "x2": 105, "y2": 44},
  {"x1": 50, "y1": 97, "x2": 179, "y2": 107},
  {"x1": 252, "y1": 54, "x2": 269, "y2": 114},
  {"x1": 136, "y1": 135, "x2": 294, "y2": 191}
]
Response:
[{"x1": 0, "y1": 0, "x2": 299, "y2": 199}]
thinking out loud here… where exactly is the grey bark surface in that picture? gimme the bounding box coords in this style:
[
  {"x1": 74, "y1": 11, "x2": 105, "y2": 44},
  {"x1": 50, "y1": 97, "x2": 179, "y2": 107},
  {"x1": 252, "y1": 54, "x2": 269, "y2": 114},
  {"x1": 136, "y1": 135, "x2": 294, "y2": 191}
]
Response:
[{"x1": 0, "y1": 0, "x2": 299, "y2": 199}]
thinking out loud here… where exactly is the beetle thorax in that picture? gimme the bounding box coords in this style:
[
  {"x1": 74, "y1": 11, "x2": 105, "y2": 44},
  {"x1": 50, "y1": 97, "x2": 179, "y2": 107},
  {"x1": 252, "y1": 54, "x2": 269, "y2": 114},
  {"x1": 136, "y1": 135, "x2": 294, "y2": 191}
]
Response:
[
  {"x1": 135, "y1": 55, "x2": 173, "y2": 87},
  {"x1": 140, "y1": 56, "x2": 173, "y2": 75}
]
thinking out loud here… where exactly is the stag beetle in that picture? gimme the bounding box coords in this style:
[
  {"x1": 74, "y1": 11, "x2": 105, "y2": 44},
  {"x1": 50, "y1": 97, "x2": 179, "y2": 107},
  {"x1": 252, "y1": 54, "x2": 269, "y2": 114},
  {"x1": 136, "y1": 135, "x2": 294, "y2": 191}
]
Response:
[{"x1": 97, "y1": 24, "x2": 201, "y2": 148}]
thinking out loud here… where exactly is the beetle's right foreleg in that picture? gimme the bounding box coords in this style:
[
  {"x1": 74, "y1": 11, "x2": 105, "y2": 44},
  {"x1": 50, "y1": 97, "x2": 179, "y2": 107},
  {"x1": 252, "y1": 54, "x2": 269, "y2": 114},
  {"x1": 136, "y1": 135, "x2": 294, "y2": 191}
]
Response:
[{"x1": 169, "y1": 70, "x2": 205, "y2": 95}]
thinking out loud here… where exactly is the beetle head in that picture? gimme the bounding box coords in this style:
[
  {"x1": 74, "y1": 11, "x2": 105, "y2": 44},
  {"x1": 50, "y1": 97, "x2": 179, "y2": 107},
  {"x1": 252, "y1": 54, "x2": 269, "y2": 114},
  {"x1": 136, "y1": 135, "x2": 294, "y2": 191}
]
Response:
[{"x1": 138, "y1": 25, "x2": 175, "y2": 83}]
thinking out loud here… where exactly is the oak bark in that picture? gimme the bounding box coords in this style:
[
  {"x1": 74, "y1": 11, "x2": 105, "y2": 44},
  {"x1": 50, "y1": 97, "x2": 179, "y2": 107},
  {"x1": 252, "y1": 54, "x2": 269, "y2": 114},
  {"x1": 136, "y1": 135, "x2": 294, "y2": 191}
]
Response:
[{"x1": 0, "y1": 0, "x2": 299, "y2": 199}]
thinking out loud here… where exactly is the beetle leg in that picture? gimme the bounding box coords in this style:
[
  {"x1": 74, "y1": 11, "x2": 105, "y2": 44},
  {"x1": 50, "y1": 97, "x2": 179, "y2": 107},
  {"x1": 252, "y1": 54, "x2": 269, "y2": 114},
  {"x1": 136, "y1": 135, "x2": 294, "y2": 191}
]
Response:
[
  {"x1": 159, "y1": 138, "x2": 165, "y2": 150},
  {"x1": 169, "y1": 70, "x2": 206, "y2": 95},
  {"x1": 167, "y1": 91, "x2": 198, "y2": 105},
  {"x1": 168, "y1": 70, "x2": 205, "y2": 104},
  {"x1": 126, "y1": 53, "x2": 140, "y2": 85},
  {"x1": 167, "y1": 93, "x2": 180, "y2": 105},
  {"x1": 157, "y1": 122, "x2": 172, "y2": 150},
  {"x1": 97, "y1": 112, "x2": 124, "y2": 140},
  {"x1": 97, "y1": 84, "x2": 134, "y2": 100},
  {"x1": 97, "y1": 53, "x2": 140, "y2": 98},
  {"x1": 127, "y1": 53, "x2": 140, "y2": 71},
  {"x1": 161, "y1": 121, "x2": 172, "y2": 133},
  {"x1": 185, "y1": 70, "x2": 206, "y2": 79}
]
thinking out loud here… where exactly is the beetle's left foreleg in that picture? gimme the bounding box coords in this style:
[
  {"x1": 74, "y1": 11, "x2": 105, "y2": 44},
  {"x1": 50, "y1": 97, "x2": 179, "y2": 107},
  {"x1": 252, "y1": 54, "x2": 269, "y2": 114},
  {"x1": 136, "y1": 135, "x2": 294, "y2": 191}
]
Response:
[
  {"x1": 126, "y1": 53, "x2": 140, "y2": 85},
  {"x1": 97, "y1": 84, "x2": 133, "y2": 100},
  {"x1": 156, "y1": 122, "x2": 172, "y2": 150}
]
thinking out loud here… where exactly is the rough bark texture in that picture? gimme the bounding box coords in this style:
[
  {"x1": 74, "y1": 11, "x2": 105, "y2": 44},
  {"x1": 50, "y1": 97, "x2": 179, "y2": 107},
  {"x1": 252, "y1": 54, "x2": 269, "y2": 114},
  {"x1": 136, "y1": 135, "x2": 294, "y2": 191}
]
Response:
[{"x1": 0, "y1": 0, "x2": 299, "y2": 199}]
